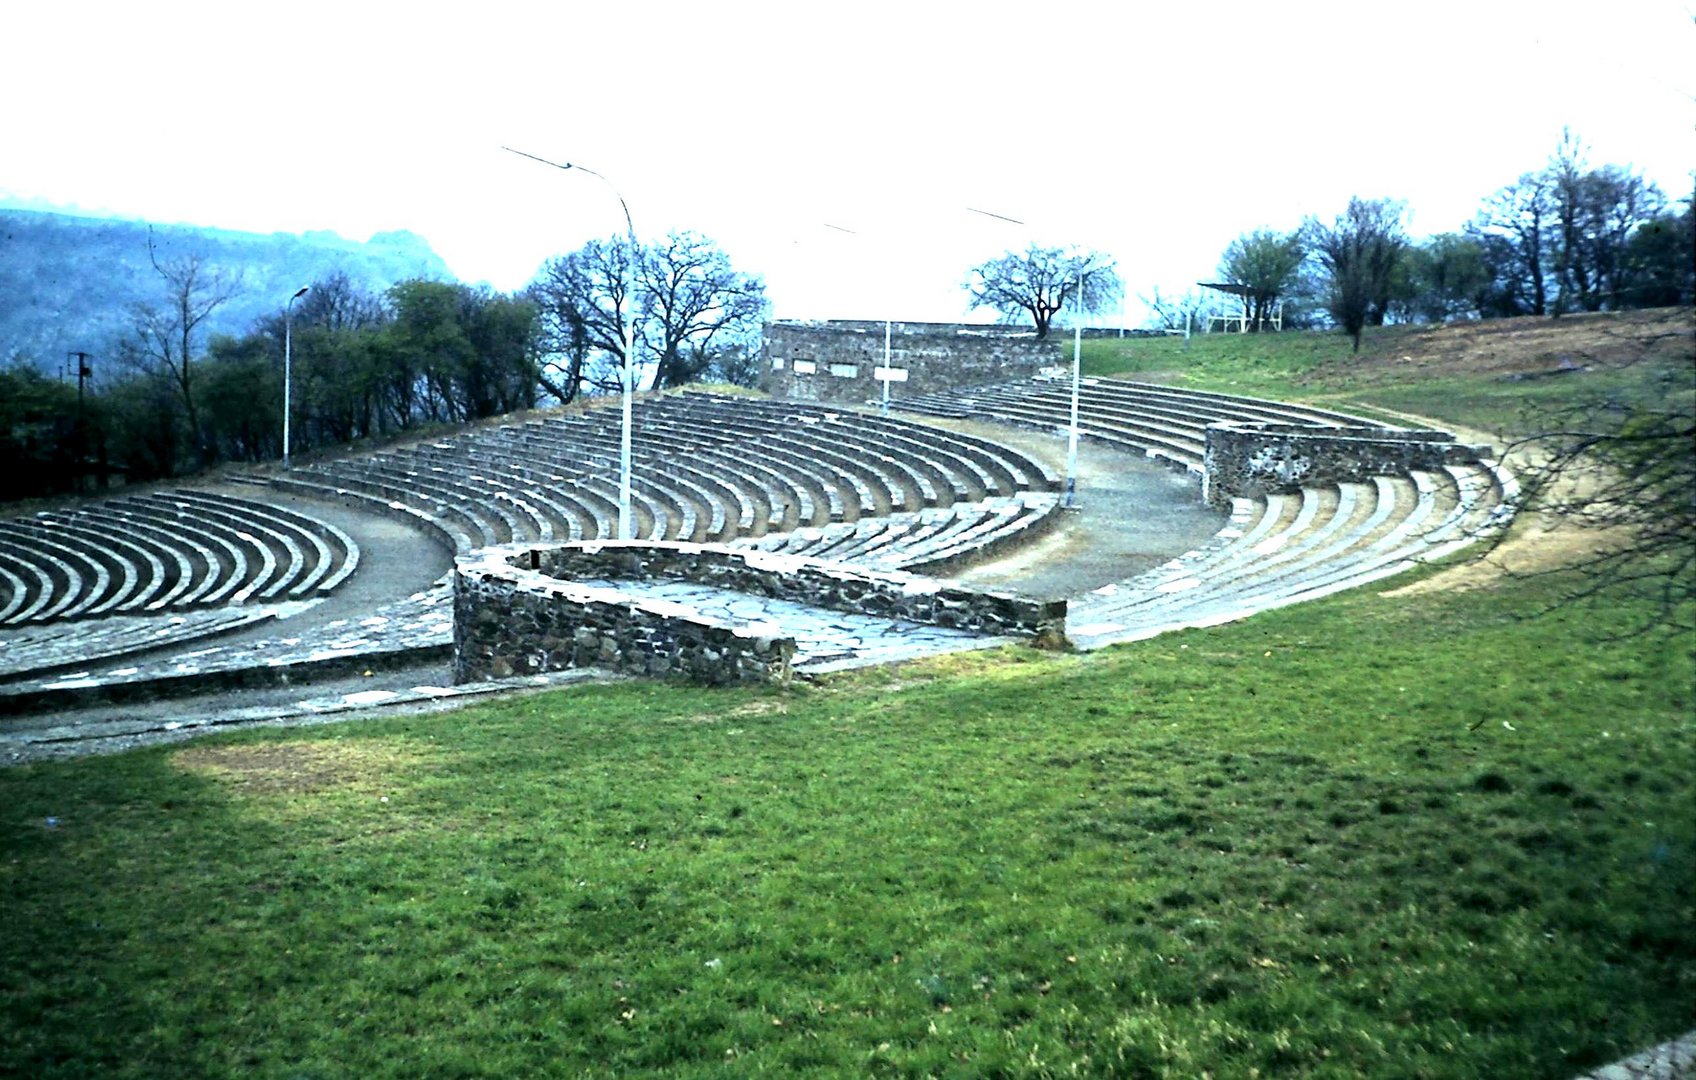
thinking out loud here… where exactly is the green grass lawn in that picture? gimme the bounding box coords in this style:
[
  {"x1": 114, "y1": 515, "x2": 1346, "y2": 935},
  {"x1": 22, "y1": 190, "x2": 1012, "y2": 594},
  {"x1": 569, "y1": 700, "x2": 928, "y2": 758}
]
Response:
[
  {"x1": 3, "y1": 567, "x2": 1692, "y2": 1078},
  {"x1": 1079, "y1": 330, "x2": 1360, "y2": 399}
]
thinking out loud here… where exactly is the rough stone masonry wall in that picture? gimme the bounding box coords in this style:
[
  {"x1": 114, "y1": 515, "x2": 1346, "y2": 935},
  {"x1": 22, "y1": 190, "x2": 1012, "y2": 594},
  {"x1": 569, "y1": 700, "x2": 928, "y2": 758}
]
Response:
[
  {"x1": 761, "y1": 321, "x2": 1061, "y2": 404},
  {"x1": 454, "y1": 549, "x2": 795, "y2": 686},
  {"x1": 454, "y1": 541, "x2": 1067, "y2": 686},
  {"x1": 1202, "y1": 422, "x2": 1493, "y2": 509}
]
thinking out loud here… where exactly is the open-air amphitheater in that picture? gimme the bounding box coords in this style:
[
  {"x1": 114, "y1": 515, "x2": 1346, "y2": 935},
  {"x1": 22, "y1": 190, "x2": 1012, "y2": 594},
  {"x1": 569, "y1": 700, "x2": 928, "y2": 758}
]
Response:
[{"x1": 0, "y1": 370, "x2": 1519, "y2": 758}]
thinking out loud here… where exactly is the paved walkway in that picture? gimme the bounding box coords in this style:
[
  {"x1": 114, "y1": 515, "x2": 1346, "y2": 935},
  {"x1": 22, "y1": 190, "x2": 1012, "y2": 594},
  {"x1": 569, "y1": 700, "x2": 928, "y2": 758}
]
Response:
[
  {"x1": 943, "y1": 426, "x2": 1225, "y2": 600},
  {"x1": 0, "y1": 579, "x2": 455, "y2": 715},
  {"x1": 3, "y1": 662, "x2": 612, "y2": 765}
]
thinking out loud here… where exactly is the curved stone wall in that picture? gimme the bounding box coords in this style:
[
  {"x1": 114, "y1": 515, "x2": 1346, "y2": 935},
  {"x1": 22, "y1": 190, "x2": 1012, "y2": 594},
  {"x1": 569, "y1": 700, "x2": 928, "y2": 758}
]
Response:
[
  {"x1": 1201, "y1": 422, "x2": 1494, "y2": 509},
  {"x1": 453, "y1": 541, "x2": 1067, "y2": 685}
]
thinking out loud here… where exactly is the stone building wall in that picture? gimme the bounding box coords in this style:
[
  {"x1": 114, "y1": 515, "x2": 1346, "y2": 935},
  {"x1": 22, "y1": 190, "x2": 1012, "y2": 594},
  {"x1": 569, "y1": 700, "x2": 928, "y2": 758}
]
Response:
[
  {"x1": 760, "y1": 321, "x2": 1061, "y2": 404},
  {"x1": 1202, "y1": 422, "x2": 1493, "y2": 509},
  {"x1": 454, "y1": 541, "x2": 1067, "y2": 686}
]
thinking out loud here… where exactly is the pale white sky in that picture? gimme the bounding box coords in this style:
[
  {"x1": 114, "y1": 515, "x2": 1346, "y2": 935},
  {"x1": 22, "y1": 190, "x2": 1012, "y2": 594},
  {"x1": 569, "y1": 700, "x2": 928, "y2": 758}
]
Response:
[{"x1": 5, "y1": 0, "x2": 1693, "y2": 325}]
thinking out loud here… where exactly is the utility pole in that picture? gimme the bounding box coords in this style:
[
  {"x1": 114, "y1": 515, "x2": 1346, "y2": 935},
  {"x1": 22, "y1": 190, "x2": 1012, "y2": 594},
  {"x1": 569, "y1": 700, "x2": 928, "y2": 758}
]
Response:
[
  {"x1": 67, "y1": 352, "x2": 93, "y2": 490},
  {"x1": 68, "y1": 352, "x2": 93, "y2": 411}
]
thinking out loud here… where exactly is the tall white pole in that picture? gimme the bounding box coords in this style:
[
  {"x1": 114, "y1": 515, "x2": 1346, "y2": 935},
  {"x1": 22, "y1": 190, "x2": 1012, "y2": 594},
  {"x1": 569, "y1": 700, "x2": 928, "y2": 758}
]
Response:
[
  {"x1": 621, "y1": 292, "x2": 635, "y2": 540},
  {"x1": 1066, "y1": 295, "x2": 1081, "y2": 509},
  {"x1": 882, "y1": 318, "x2": 892, "y2": 417},
  {"x1": 502, "y1": 146, "x2": 636, "y2": 540},
  {"x1": 283, "y1": 286, "x2": 308, "y2": 468}
]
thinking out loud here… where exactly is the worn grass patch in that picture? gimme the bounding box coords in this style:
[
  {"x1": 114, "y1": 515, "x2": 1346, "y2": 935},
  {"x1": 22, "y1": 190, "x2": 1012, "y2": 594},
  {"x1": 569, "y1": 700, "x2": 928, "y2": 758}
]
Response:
[{"x1": 172, "y1": 738, "x2": 437, "y2": 796}]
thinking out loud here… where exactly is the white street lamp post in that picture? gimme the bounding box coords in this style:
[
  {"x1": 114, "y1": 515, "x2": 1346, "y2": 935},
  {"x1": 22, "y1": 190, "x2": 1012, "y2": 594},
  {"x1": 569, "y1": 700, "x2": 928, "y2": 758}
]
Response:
[
  {"x1": 503, "y1": 145, "x2": 637, "y2": 540},
  {"x1": 965, "y1": 207, "x2": 1084, "y2": 508},
  {"x1": 882, "y1": 318, "x2": 892, "y2": 417},
  {"x1": 824, "y1": 223, "x2": 898, "y2": 417},
  {"x1": 283, "y1": 285, "x2": 308, "y2": 468},
  {"x1": 1066, "y1": 282, "x2": 1082, "y2": 508}
]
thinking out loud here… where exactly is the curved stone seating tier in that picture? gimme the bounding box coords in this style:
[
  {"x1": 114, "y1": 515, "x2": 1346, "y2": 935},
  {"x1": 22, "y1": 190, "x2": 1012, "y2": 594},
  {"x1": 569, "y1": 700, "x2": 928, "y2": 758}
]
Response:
[
  {"x1": 260, "y1": 393, "x2": 1059, "y2": 577},
  {"x1": 887, "y1": 375, "x2": 1514, "y2": 646},
  {"x1": 155, "y1": 491, "x2": 361, "y2": 598},
  {"x1": 0, "y1": 561, "x2": 31, "y2": 624},
  {"x1": 0, "y1": 539, "x2": 68, "y2": 623},
  {"x1": 734, "y1": 493, "x2": 1062, "y2": 575},
  {"x1": 638, "y1": 393, "x2": 1054, "y2": 499},
  {"x1": 449, "y1": 417, "x2": 720, "y2": 538},
  {"x1": 12, "y1": 517, "x2": 165, "y2": 616},
  {"x1": 0, "y1": 605, "x2": 294, "y2": 682},
  {"x1": 897, "y1": 377, "x2": 1378, "y2": 438},
  {"x1": 891, "y1": 377, "x2": 1414, "y2": 479},
  {"x1": 0, "y1": 492, "x2": 361, "y2": 626},
  {"x1": 666, "y1": 393, "x2": 1059, "y2": 496},
  {"x1": 900, "y1": 381, "x2": 1211, "y2": 472},
  {"x1": 486, "y1": 419, "x2": 754, "y2": 539},
  {"x1": 0, "y1": 582, "x2": 454, "y2": 715},
  {"x1": 1066, "y1": 461, "x2": 1514, "y2": 647}
]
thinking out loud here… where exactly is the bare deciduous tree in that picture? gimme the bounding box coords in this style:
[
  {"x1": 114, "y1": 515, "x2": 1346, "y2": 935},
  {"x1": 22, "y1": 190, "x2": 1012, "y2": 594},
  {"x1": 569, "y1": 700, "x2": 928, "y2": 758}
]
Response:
[
  {"x1": 528, "y1": 237, "x2": 639, "y2": 403},
  {"x1": 528, "y1": 232, "x2": 765, "y2": 399},
  {"x1": 1547, "y1": 130, "x2": 1666, "y2": 314},
  {"x1": 121, "y1": 232, "x2": 241, "y2": 468},
  {"x1": 639, "y1": 232, "x2": 768, "y2": 391},
  {"x1": 1139, "y1": 286, "x2": 1208, "y2": 333},
  {"x1": 1470, "y1": 171, "x2": 1556, "y2": 316},
  {"x1": 964, "y1": 245, "x2": 1121, "y2": 338}
]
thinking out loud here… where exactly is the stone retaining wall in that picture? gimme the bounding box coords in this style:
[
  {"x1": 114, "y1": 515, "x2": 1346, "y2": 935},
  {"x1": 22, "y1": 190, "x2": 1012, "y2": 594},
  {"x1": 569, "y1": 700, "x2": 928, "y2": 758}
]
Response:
[
  {"x1": 454, "y1": 541, "x2": 1067, "y2": 685},
  {"x1": 761, "y1": 321, "x2": 1060, "y2": 404},
  {"x1": 1202, "y1": 421, "x2": 1493, "y2": 509}
]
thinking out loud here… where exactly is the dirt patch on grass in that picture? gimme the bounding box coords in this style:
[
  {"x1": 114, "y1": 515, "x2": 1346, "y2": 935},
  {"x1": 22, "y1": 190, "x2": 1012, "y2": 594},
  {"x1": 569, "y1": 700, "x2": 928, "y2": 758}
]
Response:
[
  {"x1": 173, "y1": 739, "x2": 435, "y2": 796},
  {"x1": 1383, "y1": 511, "x2": 1631, "y2": 599},
  {"x1": 1305, "y1": 308, "x2": 1692, "y2": 388},
  {"x1": 1372, "y1": 406, "x2": 1630, "y2": 599}
]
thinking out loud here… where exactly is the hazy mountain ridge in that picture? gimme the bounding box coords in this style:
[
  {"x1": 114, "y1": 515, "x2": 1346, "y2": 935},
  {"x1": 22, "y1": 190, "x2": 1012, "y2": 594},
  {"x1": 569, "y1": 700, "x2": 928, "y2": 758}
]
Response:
[{"x1": 0, "y1": 207, "x2": 454, "y2": 373}]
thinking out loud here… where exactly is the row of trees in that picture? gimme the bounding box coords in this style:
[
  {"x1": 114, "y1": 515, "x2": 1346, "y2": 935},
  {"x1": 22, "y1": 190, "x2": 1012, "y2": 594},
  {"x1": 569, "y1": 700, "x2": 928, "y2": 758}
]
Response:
[
  {"x1": 1207, "y1": 132, "x2": 1693, "y2": 350},
  {"x1": 3, "y1": 231, "x2": 768, "y2": 500}
]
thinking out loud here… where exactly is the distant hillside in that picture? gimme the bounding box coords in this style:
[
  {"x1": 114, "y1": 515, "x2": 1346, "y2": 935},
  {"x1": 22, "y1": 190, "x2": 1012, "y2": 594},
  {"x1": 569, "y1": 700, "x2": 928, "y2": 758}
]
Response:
[{"x1": 0, "y1": 208, "x2": 454, "y2": 373}]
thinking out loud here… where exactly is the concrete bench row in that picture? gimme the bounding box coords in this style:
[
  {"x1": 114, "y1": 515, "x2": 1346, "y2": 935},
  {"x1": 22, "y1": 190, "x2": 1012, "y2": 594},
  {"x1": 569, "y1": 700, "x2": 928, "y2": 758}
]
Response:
[
  {"x1": 0, "y1": 575, "x2": 455, "y2": 715},
  {"x1": 893, "y1": 378, "x2": 1389, "y2": 474},
  {"x1": 734, "y1": 492, "x2": 1062, "y2": 575},
  {"x1": 0, "y1": 605, "x2": 286, "y2": 682},
  {"x1": 1066, "y1": 460, "x2": 1517, "y2": 647},
  {"x1": 265, "y1": 393, "x2": 1062, "y2": 573},
  {"x1": 0, "y1": 491, "x2": 360, "y2": 626},
  {"x1": 668, "y1": 392, "x2": 1061, "y2": 494},
  {"x1": 887, "y1": 375, "x2": 1517, "y2": 645}
]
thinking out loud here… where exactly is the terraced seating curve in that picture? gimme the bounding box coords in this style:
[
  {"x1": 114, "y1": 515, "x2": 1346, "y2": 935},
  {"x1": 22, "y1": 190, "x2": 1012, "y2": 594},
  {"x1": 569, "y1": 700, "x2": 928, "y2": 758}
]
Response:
[
  {"x1": 895, "y1": 377, "x2": 1388, "y2": 475},
  {"x1": 0, "y1": 492, "x2": 360, "y2": 627},
  {"x1": 891, "y1": 376, "x2": 1516, "y2": 646},
  {"x1": 1067, "y1": 461, "x2": 1515, "y2": 646},
  {"x1": 734, "y1": 492, "x2": 1061, "y2": 574},
  {"x1": 248, "y1": 393, "x2": 1060, "y2": 573}
]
